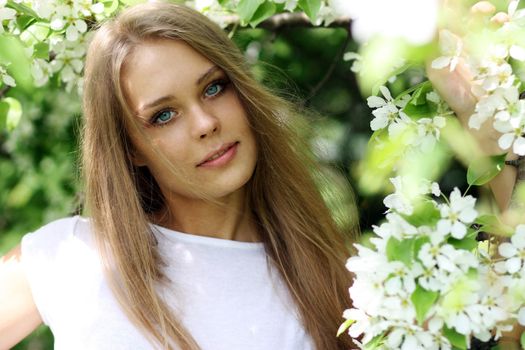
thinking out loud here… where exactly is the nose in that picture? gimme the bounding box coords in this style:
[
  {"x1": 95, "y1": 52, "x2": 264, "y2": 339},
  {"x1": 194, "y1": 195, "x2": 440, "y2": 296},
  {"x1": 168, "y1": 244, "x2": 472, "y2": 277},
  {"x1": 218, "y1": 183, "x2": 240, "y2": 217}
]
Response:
[{"x1": 189, "y1": 104, "x2": 220, "y2": 140}]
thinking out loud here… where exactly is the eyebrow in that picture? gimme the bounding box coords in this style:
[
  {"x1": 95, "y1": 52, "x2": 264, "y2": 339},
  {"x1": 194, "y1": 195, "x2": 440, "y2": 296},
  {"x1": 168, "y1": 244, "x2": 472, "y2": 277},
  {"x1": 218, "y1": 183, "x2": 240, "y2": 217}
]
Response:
[{"x1": 137, "y1": 65, "x2": 221, "y2": 115}]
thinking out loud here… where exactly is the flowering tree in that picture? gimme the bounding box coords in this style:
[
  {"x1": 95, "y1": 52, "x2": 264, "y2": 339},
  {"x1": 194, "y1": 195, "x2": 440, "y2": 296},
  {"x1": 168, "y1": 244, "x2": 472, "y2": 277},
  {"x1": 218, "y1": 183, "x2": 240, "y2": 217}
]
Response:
[
  {"x1": 339, "y1": 1, "x2": 525, "y2": 349},
  {"x1": 1, "y1": 0, "x2": 525, "y2": 349}
]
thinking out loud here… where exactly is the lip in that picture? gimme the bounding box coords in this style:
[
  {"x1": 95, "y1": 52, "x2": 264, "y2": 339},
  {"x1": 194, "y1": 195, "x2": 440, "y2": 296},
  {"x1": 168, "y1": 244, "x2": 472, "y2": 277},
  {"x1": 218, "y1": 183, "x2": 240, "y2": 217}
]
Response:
[{"x1": 197, "y1": 142, "x2": 239, "y2": 167}]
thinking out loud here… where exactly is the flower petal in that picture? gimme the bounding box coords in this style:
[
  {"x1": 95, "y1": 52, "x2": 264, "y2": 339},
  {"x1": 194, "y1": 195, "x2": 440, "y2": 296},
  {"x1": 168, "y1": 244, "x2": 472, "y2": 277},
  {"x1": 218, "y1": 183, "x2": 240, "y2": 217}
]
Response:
[
  {"x1": 431, "y1": 56, "x2": 451, "y2": 69},
  {"x1": 518, "y1": 307, "x2": 525, "y2": 326},
  {"x1": 367, "y1": 95, "x2": 386, "y2": 108},
  {"x1": 513, "y1": 137, "x2": 525, "y2": 156},
  {"x1": 451, "y1": 221, "x2": 467, "y2": 239},
  {"x1": 458, "y1": 208, "x2": 477, "y2": 223},
  {"x1": 505, "y1": 257, "x2": 522, "y2": 274},
  {"x1": 510, "y1": 45, "x2": 525, "y2": 61},
  {"x1": 370, "y1": 116, "x2": 388, "y2": 131},
  {"x1": 498, "y1": 133, "x2": 515, "y2": 150},
  {"x1": 2, "y1": 74, "x2": 15, "y2": 87},
  {"x1": 387, "y1": 328, "x2": 404, "y2": 348},
  {"x1": 499, "y1": 242, "x2": 517, "y2": 257},
  {"x1": 379, "y1": 85, "x2": 392, "y2": 101}
]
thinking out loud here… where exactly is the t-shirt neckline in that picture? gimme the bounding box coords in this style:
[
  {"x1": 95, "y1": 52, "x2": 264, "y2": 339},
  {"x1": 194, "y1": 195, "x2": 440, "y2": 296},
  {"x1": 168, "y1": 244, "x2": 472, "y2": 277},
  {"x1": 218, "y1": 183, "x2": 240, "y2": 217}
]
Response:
[{"x1": 151, "y1": 223, "x2": 265, "y2": 250}]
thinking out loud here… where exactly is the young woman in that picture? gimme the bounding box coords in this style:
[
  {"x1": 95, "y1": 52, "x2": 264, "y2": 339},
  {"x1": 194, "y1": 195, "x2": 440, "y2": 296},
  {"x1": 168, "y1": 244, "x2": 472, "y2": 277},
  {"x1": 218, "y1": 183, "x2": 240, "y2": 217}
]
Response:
[{"x1": 0, "y1": 2, "x2": 354, "y2": 349}]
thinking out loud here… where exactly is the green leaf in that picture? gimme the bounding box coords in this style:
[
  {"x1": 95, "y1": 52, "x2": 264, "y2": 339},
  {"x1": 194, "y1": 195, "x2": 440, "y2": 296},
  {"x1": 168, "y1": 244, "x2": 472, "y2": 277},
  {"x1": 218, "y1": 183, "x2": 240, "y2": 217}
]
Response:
[
  {"x1": 364, "y1": 334, "x2": 385, "y2": 350},
  {"x1": 411, "y1": 284, "x2": 439, "y2": 324},
  {"x1": 238, "y1": 0, "x2": 265, "y2": 24},
  {"x1": 2, "y1": 97, "x2": 22, "y2": 131},
  {"x1": 409, "y1": 81, "x2": 434, "y2": 106},
  {"x1": 443, "y1": 326, "x2": 467, "y2": 349},
  {"x1": 336, "y1": 318, "x2": 354, "y2": 337},
  {"x1": 298, "y1": 0, "x2": 321, "y2": 21},
  {"x1": 102, "y1": 0, "x2": 120, "y2": 16},
  {"x1": 401, "y1": 81, "x2": 438, "y2": 118},
  {"x1": 393, "y1": 80, "x2": 428, "y2": 103},
  {"x1": 6, "y1": 0, "x2": 39, "y2": 18},
  {"x1": 467, "y1": 153, "x2": 507, "y2": 186},
  {"x1": 520, "y1": 331, "x2": 525, "y2": 349},
  {"x1": 403, "y1": 102, "x2": 437, "y2": 118},
  {"x1": 371, "y1": 63, "x2": 413, "y2": 97},
  {"x1": 120, "y1": 0, "x2": 146, "y2": 5},
  {"x1": 476, "y1": 214, "x2": 514, "y2": 237},
  {"x1": 33, "y1": 42, "x2": 49, "y2": 59},
  {"x1": 16, "y1": 15, "x2": 37, "y2": 31},
  {"x1": 386, "y1": 237, "x2": 414, "y2": 266},
  {"x1": 403, "y1": 200, "x2": 441, "y2": 227},
  {"x1": 249, "y1": 2, "x2": 276, "y2": 27},
  {"x1": 448, "y1": 228, "x2": 478, "y2": 251}
]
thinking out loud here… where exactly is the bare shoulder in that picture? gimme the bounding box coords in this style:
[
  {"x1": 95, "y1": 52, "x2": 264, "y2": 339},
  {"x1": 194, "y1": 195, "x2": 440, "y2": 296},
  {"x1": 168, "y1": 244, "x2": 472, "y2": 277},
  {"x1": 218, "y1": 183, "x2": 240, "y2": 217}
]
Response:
[{"x1": 0, "y1": 244, "x2": 43, "y2": 349}]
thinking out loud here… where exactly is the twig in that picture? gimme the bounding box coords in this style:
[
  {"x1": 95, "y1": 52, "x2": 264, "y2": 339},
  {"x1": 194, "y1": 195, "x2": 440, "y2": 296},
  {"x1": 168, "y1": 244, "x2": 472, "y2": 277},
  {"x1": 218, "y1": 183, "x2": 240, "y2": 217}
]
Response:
[
  {"x1": 0, "y1": 86, "x2": 11, "y2": 99},
  {"x1": 303, "y1": 26, "x2": 352, "y2": 106}
]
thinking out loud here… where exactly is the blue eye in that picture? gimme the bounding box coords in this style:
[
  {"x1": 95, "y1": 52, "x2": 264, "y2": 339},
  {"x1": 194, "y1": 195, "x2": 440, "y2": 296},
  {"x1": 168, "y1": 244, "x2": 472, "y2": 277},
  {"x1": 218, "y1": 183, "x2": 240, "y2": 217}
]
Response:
[
  {"x1": 204, "y1": 80, "x2": 227, "y2": 97},
  {"x1": 152, "y1": 109, "x2": 176, "y2": 125}
]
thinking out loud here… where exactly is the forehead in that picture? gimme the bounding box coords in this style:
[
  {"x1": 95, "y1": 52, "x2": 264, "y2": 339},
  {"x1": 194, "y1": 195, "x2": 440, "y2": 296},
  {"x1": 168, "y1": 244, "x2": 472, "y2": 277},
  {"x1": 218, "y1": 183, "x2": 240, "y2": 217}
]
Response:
[{"x1": 121, "y1": 39, "x2": 215, "y2": 111}]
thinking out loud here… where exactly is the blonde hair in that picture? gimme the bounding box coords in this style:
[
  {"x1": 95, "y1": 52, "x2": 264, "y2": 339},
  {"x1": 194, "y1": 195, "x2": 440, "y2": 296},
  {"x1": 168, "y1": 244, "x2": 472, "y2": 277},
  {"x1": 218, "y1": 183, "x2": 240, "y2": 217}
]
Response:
[{"x1": 82, "y1": 2, "x2": 355, "y2": 349}]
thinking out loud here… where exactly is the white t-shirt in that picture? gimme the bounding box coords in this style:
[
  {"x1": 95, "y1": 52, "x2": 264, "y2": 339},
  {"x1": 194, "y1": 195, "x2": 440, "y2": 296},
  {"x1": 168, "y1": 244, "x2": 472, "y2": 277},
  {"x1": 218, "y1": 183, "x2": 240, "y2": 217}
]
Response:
[{"x1": 20, "y1": 216, "x2": 315, "y2": 350}]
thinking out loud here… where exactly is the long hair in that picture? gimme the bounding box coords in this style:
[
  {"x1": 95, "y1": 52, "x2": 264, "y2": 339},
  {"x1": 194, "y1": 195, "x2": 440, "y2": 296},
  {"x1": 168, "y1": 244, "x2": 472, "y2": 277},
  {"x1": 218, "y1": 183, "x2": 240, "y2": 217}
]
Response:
[{"x1": 81, "y1": 2, "x2": 355, "y2": 349}]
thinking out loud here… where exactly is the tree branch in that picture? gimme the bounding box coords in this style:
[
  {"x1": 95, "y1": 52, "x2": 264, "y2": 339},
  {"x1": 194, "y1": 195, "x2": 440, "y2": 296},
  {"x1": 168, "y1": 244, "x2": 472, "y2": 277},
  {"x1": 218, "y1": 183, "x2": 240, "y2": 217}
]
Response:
[
  {"x1": 226, "y1": 12, "x2": 352, "y2": 31},
  {"x1": 303, "y1": 26, "x2": 352, "y2": 106}
]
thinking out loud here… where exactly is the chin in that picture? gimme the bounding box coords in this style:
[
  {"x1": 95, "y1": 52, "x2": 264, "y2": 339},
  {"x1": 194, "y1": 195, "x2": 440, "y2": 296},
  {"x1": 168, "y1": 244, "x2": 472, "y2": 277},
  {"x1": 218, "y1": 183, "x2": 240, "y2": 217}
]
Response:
[{"x1": 215, "y1": 174, "x2": 254, "y2": 199}]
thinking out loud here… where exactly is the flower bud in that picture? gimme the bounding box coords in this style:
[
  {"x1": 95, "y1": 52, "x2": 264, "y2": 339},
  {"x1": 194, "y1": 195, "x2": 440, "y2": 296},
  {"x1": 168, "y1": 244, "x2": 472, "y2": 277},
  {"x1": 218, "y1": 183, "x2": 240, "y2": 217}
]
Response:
[
  {"x1": 490, "y1": 12, "x2": 510, "y2": 24},
  {"x1": 470, "y1": 1, "x2": 496, "y2": 15}
]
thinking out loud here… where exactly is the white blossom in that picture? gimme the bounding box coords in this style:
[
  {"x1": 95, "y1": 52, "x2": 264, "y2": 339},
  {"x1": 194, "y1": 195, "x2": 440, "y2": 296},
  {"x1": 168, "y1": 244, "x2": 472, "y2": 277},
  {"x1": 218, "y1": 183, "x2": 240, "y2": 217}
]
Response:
[
  {"x1": 272, "y1": 0, "x2": 298, "y2": 12},
  {"x1": 386, "y1": 323, "x2": 436, "y2": 350},
  {"x1": 496, "y1": 225, "x2": 525, "y2": 274},
  {"x1": 348, "y1": 272, "x2": 388, "y2": 318},
  {"x1": 384, "y1": 261, "x2": 423, "y2": 296},
  {"x1": 417, "y1": 179, "x2": 441, "y2": 197},
  {"x1": 414, "y1": 116, "x2": 446, "y2": 151},
  {"x1": 436, "y1": 188, "x2": 477, "y2": 239},
  {"x1": 432, "y1": 30, "x2": 463, "y2": 72},
  {"x1": 346, "y1": 244, "x2": 389, "y2": 277},
  {"x1": 518, "y1": 307, "x2": 525, "y2": 326},
  {"x1": 481, "y1": 62, "x2": 515, "y2": 92},
  {"x1": 438, "y1": 277, "x2": 481, "y2": 336},
  {"x1": 431, "y1": 182, "x2": 441, "y2": 197},
  {"x1": 381, "y1": 295, "x2": 417, "y2": 323},
  {"x1": 367, "y1": 86, "x2": 412, "y2": 137},
  {"x1": 343, "y1": 52, "x2": 362, "y2": 73},
  {"x1": 0, "y1": 0, "x2": 16, "y2": 34},
  {"x1": 469, "y1": 87, "x2": 510, "y2": 129},
  {"x1": 373, "y1": 212, "x2": 418, "y2": 241},
  {"x1": 493, "y1": 86, "x2": 521, "y2": 122},
  {"x1": 31, "y1": 59, "x2": 53, "y2": 87},
  {"x1": 313, "y1": 3, "x2": 337, "y2": 26},
  {"x1": 0, "y1": 63, "x2": 15, "y2": 87},
  {"x1": 342, "y1": 308, "x2": 370, "y2": 339},
  {"x1": 383, "y1": 176, "x2": 417, "y2": 215},
  {"x1": 418, "y1": 239, "x2": 478, "y2": 291},
  {"x1": 493, "y1": 115, "x2": 525, "y2": 155}
]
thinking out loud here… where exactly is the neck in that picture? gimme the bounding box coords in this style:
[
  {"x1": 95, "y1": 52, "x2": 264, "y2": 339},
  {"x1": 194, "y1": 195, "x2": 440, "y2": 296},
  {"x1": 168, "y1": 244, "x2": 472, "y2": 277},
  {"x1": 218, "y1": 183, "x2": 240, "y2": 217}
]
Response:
[{"x1": 152, "y1": 188, "x2": 259, "y2": 242}]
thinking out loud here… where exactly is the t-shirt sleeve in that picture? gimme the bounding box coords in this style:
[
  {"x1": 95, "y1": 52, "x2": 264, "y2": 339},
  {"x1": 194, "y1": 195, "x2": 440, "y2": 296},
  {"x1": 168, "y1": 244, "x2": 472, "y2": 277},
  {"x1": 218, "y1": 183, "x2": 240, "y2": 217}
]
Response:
[{"x1": 20, "y1": 216, "x2": 81, "y2": 327}]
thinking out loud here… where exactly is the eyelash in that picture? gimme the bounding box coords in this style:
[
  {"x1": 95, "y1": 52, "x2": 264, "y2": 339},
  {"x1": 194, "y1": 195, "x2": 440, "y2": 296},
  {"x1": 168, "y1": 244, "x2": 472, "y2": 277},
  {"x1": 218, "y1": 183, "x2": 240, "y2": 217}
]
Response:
[{"x1": 149, "y1": 78, "x2": 230, "y2": 127}]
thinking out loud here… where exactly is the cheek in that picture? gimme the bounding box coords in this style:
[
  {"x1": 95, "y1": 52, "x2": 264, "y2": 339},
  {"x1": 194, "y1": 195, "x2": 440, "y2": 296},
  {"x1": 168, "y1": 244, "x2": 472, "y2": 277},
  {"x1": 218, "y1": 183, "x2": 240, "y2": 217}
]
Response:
[{"x1": 149, "y1": 143, "x2": 191, "y2": 175}]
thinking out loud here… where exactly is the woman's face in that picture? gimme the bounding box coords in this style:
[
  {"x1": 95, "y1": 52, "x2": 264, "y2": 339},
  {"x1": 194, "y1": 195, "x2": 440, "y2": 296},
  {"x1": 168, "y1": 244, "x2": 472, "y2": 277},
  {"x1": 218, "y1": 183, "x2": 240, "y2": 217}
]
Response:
[{"x1": 121, "y1": 39, "x2": 258, "y2": 201}]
